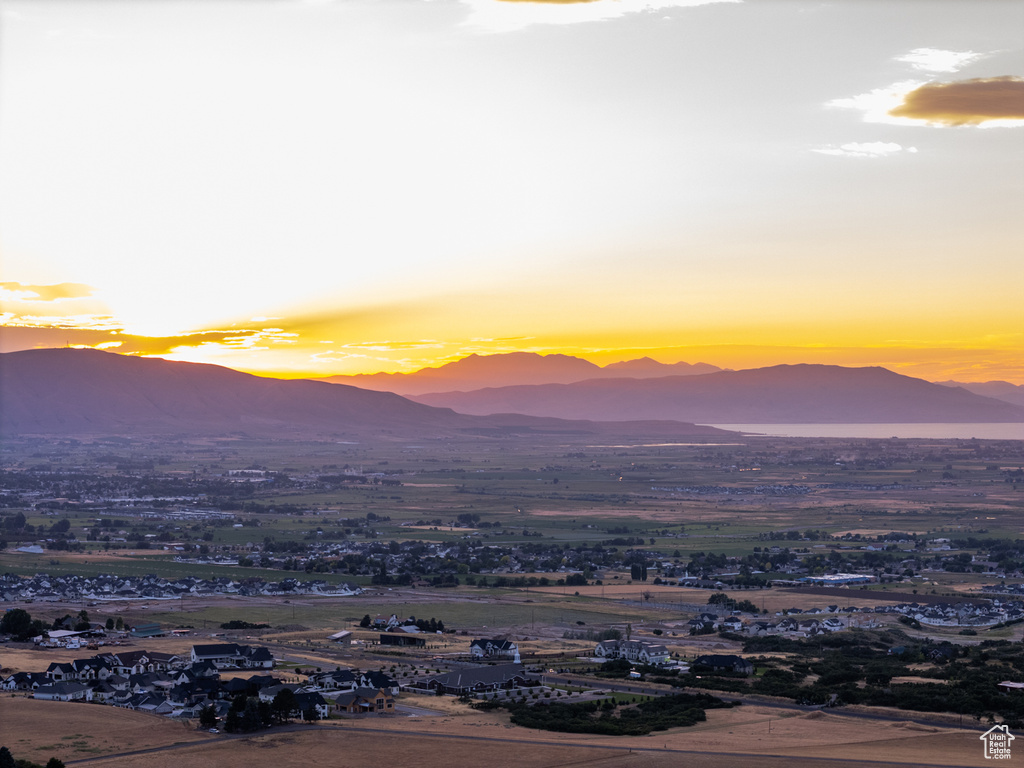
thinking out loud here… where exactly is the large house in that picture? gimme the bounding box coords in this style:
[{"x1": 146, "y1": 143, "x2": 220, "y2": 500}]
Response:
[
  {"x1": 190, "y1": 643, "x2": 274, "y2": 669},
  {"x1": 693, "y1": 654, "x2": 754, "y2": 675},
  {"x1": 33, "y1": 681, "x2": 93, "y2": 702},
  {"x1": 421, "y1": 664, "x2": 534, "y2": 696},
  {"x1": 595, "y1": 639, "x2": 671, "y2": 666},
  {"x1": 334, "y1": 687, "x2": 395, "y2": 714},
  {"x1": 469, "y1": 637, "x2": 520, "y2": 662}
]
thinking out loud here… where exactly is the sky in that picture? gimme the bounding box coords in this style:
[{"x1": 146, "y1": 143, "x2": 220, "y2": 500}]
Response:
[{"x1": 1, "y1": 0, "x2": 1022, "y2": 383}]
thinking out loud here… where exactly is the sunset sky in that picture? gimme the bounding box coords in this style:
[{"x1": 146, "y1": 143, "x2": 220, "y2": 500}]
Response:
[{"x1": 1, "y1": 0, "x2": 1022, "y2": 383}]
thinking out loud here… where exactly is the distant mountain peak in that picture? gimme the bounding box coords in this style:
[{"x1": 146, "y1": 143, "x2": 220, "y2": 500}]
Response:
[{"x1": 321, "y1": 352, "x2": 721, "y2": 395}]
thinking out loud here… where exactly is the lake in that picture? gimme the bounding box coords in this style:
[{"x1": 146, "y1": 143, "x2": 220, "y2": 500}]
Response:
[{"x1": 709, "y1": 423, "x2": 1024, "y2": 439}]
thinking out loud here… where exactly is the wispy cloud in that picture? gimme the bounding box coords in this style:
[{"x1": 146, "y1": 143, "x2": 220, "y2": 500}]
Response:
[
  {"x1": 460, "y1": 0, "x2": 739, "y2": 33},
  {"x1": 0, "y1": 281, "x2": 95, "y2": 302},
  {"x1": 889, "y1": 76, "x2": 1024, "y2": 127},
  {"x1": 897, "y1": 48, "x2": 984, "y2": 74},
  {"x1": 813, "y1": 141, "x2": 916, "y2": 158},
  {"x1": 826, "y1": 80, "x2": 926, "y2": 125}
]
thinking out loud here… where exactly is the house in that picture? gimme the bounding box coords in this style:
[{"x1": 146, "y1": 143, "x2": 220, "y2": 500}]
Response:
[
  {"x1": 470, "y1": 638, "x2": 520, "y2": 662},
  {"x1": 309, "y1": 669, "x2": 358, "y2": 691},
  {"x1": 594, "y1": 639, "x2": 671, "y2": 666},
  {"x1": 358, "y1": 670, "x2": 399, "y2": 695},
  {"x1": 334, "y1": 687, "x2": 395, "y2": 715},
  {"x1": 294, "y1": 691, "x2": 331, "y2": 719},
  {"x1": 379, "y1": 633, "x2": 425, "y2": 647},
  {"x1": 100, "y1": 650, "x2": 180, "y2": 675},
  {"x1": 693, "y1": 654, "x2": 754, "y2": 675},
  {"x1": 422, "y1": 664, "x2": 534, "y2": 696},
  {"x1": 130, "y1": 622, "x2": 165, "y2": 638},
  {"x1": 190, "y1": 643, "x2": 274, "y2": 669},
  {"x1": 33, "y1": 681, "x2": 93, "y2": 702},
  {"x1": 720, "y1": 616, "x2": 744, "y2": 632}
]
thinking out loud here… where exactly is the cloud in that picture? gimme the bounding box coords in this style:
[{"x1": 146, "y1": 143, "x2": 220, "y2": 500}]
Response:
[
  {"x1": 826, "y1": 80, "x2": 926, "y2": 125},
  {"x1": 888, "y1": 76, "x2": 1024, "y2": 126},
  {"x1": 0, "y1": 323, "x2": 290, "y2": 357},
  {"x1": 897, "y1": 48, "x2": 984, "y2": 74},
  {"x1": 460, "y1": 0, "x2": 739, "y2": 32},
  {"x1": 813, "y1": 142, "x2": 915, "y2": 158},
  {"x1": 828, "y1": 76, "x2": 1024, "y2": 127},
  {"x1": 0, "y1": 281, "x2": 95, "y2": 301}
]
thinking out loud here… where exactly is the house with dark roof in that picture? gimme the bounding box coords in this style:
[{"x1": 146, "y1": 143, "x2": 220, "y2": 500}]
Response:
[
  {"x1": 595, "y1": 639, "x2": 671, "y2": 666},
  {"x1": 470, "y1": 638, "x2": 520, "y2": 662},
  {"x1": 190, "y1": 643, "x2": 274, "y2": 669},
  {"x1": 422, "y1": 664, "x2": 534, "y2": 696}
]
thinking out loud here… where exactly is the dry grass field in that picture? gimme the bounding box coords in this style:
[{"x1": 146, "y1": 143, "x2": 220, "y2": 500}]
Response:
[{"x1": 0, "y1": 695, "x2": 995, "y2": 768}]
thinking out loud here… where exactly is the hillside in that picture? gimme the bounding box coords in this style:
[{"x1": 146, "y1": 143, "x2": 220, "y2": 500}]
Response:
[
  {"x1": 936, "y1": 380, "x2": 1024, "y2": 408},
  {"x1": 0, "y1": 349, "x2": 731, "y2": 439},
  {"x1": 410, "y1": 365, "x2": 1024, "y2": 424}
]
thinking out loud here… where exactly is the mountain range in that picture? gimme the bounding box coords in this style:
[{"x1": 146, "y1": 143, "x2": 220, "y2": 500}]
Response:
[
  {"x1": 408, "y1": 364, "x2": 1024, "y2": 424},
  {"x1": 0, "y1": 349, "x2": 729, "y2": 439},
  {"x1": 2, "y1": 350, "x2": 1021, "y2": 440},
  {"x1": 320, "y1": 352, "x2": 721, "y2": 396},
  {"x1": 936, "y1": 380, "x2": 1024, "y2": 408}
]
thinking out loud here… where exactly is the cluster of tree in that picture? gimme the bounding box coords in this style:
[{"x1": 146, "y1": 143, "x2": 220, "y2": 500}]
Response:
[
  {"x1": 359, "y1": 614, "x2": 446, "y2": 633},
  {"x1": 706, "y1": 592, "x2": 761, "y2": 614},
  {"x1": 469, "y1": 575, "x2": 550, "y2": 588},
  {"x1": 0, "y1": 608, "x2": 49, "y2": 642},
  {"x1": 665, "y1": 629, "x2": 1024, "y2": 724},
  {"x1": 220, "y1": 620, "x2": 270, "y2": 630},
  {"x1": 561, "y1": 628, "x2": 621, "y2": 642},
  {"x1": 0, "y1": 746, "x2": 64, "y2": 768},
  {"x1": 220, "y1": 689, "x2": 319, "y2": 733},
  {"x1": 594, "y1": 658, "x2": 666, "y2": 679},
  {"x1": 484, "y1": 692, "x2": 734, "y2": 736},
  {"x1": 51, "y1": 610, "x2": 91, "y2": 632}
]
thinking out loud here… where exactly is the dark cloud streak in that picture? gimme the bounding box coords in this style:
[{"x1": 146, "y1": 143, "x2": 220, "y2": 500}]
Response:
[{"x1": 889, "y1": 76, "x2": 1024, "y2": 125}]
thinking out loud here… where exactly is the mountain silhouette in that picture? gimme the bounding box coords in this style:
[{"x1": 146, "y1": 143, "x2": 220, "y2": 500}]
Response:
[
  {"x1": 0, "y1": 349, "x2": 731, "y2": 439},
  {"x1": 410, "y1": 364, "x2": 1024, "y2": 424},
  {"x1": 320, "y1": 352, "x2": 721, "y2": 396}
]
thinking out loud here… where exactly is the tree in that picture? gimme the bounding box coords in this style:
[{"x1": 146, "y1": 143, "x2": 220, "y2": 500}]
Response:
[
  {"x1": 105, "y1": 618, "x2": 115, "y2": 630},
  {"x1": 199, "y1": 704, "x2": 218, "y2": 730},
  {"x1": 359, "y1": 614, "x2": 371, "y2": 628},
  {"x1": 4, "y1": 512, "x2": 26, "y2": 531},
  {"x1": 46, "y1": 758, "x2": 67, "y2": 768},
  {"x1": 272, "y1": 688, "x2": 297, "y2": 724},
  {"x1": 0, "y1": 746, "x2": 16, "y2": 768},
  {"x1": 0, "y1": 608, "x2": 33, "y2": 639}
]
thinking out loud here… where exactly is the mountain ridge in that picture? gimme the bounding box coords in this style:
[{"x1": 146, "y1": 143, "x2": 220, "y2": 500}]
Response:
[
  {"x1": 0, "y1": 349, "x2": 731, "y2": 439},
  {"x1": 319, "y1": 352, "x2": 722, "y2": 396},
  {"x1": 409, "y1": 364, "x2": 1024, "y2": 424}
]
